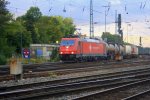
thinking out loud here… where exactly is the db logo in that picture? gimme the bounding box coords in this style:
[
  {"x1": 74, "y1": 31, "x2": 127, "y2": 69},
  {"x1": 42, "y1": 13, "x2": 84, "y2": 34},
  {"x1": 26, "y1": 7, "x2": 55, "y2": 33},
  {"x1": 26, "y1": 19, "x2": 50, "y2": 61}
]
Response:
[{"x1": 23, "y1": 49, "x2": 30, "y2": 59}]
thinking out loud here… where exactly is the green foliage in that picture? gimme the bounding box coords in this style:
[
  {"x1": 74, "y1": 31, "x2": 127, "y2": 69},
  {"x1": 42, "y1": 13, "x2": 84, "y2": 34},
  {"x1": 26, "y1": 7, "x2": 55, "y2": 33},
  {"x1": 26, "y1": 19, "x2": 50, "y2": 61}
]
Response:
[
  {"x1": 123, "y1": 42, "x2": 131, "y2": 45},
  {"x1": 0, "y1": 37, "x2": 15, "y2": 64},
  {"x1": 48, "y1": 72, "x2": 57, "y2": 78},
  {"x1": 63, "y1": 17, "x2": 76, "y2": 36},
  {"x1": 50, "y1": 48, "x2": 60, "y2": 62},
  {"x1": 25, "y1": 7, "x2": 42, "y2": 22},
  {"x1": 101, "y1": 32, "x2": 123, "y2": 44},
  {"x1": 5, "y1": 20, "x2": 32, "y2": 53},
  {"x1": 34, "y1": 16, "x2": 51, "y2": 43},
  {"x1": 0, "y1": 0, "x2": 14, "y2": 64},
  {"x1": 0, "y1": 55, "x2": 7, "y2": 65},
  {"x1": 0, "y1": 0, "x2": 12, "y2": 27},
  {"x1": 0, "y1": 3, "x2": 75, "y2": 64},
  {"x1": 19, "y1": 7, "x2": 75, "y2": 44},
  {"x1": 23, "y1": 58, "x2": 47, "y2": 64},
  {"x1": 35, "y1": 16, "x2": 75, "y2": 43},
  {"x1": 20, "y1": 7, "x2": 42, "y2": 43}
]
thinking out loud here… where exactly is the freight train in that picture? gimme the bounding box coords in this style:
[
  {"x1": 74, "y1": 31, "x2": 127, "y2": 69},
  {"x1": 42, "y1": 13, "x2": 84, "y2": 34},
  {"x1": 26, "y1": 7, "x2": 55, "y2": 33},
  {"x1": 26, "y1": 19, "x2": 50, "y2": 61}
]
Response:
[
  {"x1": 138, "y1": 46, "x2": 150, "y2": 55},
  {"x1": 59, "y1": 35, "x2": 140, "y2": 62}
]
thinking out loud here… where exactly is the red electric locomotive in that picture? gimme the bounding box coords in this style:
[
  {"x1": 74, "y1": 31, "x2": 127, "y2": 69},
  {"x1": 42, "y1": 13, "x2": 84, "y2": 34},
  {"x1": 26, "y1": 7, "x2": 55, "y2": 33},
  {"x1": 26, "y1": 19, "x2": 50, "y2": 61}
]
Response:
[{"x1": 59, "y1": 35, "x2": 107, "y2": 62}]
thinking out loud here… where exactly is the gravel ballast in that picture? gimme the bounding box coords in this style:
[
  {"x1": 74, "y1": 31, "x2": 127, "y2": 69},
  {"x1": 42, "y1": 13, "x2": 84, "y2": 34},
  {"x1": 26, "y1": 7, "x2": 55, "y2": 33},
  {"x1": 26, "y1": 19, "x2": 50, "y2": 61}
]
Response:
[{"x1": 0, "y1": 65, "x2": 150, "y2": 87}]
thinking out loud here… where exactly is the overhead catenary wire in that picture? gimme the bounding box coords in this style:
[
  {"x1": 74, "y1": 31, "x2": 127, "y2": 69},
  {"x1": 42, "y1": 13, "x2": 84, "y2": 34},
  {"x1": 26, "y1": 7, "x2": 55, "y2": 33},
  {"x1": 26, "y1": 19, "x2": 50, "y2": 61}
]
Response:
[
  {"x1": 41, "y1": 0, "x2": 103, "y2": 23},
  {"x1": 6, "y1": 0, "x2": 116, "y2": 24},
  {"x1": 6, "y1": 0, "x2": 150, "y2": 27}
]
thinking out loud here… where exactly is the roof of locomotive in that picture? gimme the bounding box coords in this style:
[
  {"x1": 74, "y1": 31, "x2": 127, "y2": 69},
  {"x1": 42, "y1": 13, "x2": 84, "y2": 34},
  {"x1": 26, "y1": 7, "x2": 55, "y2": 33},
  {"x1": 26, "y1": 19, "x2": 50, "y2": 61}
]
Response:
[
  {"x1": 80, "y1": 38, "x2": 101, "y2": 43},
  {"x1": 62, "y1": 36, "x2": 106, "y2": 43}
]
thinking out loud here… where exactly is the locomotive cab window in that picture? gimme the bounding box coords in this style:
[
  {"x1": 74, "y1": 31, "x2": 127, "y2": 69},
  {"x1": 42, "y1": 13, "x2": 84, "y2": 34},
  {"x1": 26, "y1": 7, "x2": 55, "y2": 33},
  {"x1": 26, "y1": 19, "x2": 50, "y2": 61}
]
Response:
[{"x1": 60, "y1": 40, "x2": 75, "y2": 46}]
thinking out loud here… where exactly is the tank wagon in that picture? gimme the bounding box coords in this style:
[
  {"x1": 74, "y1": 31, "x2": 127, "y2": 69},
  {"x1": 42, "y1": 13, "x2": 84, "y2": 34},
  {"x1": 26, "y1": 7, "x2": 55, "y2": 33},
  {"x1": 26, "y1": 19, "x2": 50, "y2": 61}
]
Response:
[
  {"x1": 59, "y1": 35, "x2": 133, "y2": 62},
  {"x1": 106, "y1": 43, "x2": 124, "y2": 61}
]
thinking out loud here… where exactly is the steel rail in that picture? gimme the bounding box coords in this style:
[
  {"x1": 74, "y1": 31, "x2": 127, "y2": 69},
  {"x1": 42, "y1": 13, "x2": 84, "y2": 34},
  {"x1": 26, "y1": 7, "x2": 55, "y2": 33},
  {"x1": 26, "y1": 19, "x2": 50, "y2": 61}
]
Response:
[
  {"x1": 0, "y1": 59, "x2": 149, "y2": 75},
  {"x1": 72, "y1": 79, "x2": 150, "y2": 100},
  {"x1": 0, "y1": 60, "x2": 150, "y2": 82},
  {"x1": 1, "y1": 71, "x2": 150, "y2": 99},
  {"x1": 122, "y1": 89, "x2": 150, "y2": 100},
  {"x1": 1, "y1": 67, "x2": 150, "y2": 92}
]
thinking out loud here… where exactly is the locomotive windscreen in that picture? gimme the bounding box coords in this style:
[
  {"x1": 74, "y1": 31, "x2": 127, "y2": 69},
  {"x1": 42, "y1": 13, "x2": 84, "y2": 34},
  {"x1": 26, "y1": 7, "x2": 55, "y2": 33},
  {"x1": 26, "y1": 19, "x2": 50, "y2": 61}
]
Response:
[{"x1": 60, "y1": 40, "x2": 75, "y2": 46}]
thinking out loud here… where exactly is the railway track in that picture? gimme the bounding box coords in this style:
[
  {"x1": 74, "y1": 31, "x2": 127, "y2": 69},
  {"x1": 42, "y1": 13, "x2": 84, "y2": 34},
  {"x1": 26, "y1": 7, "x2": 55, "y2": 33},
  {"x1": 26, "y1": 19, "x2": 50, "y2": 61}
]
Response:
[
  {"x1": 0, "y1": 60, "x2": 150, "y2": 81},
  {"x1": 0, "y1": 59, "x2": 150, "y2": 82},
  {"x1": 122, "y1": 89, "x2": 150, "y2": 100},
  {"x1": 1, "y1": 67, "x2": 150, "y2": 91},
  {"x1": 73, "y1": 79, "x2": 150, "y2": 100},
  {"x1": 1, "y1": 67, "x2": 150, "y2": 100},
  {"x1": 0, "y1": 58, "x2": 149, "y2": 76}
]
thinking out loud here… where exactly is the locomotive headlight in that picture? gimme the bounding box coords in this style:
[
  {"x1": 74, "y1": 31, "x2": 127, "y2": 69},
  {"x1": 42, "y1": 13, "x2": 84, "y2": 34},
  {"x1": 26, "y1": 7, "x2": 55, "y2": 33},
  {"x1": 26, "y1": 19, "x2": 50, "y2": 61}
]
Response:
[
  {"x1": 71, "y1": 52, "x2": 74, "y2": 54},
  {"x1": 60, "y1": 52, "x2": 63, "y2": 54},
  {"x1": 66, "y1": 46, "x2": 69, "y2": 49}
]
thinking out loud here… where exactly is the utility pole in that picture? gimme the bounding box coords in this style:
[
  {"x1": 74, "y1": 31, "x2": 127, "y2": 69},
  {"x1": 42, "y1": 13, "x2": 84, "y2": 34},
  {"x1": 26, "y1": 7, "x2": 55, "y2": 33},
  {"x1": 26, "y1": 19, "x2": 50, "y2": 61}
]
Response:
[
  {"x1": 118, "y1": 14, "x2": 123, "y2": 43},
  {"x1": 139, "y1": 36, "x2": 142, "y2": 46},
  {"x1": 90, "y1": 0, "x2": 94, "y2": 38},
  {"x1": 102, "y1": 5, "x2": 109, "y2": 34}
]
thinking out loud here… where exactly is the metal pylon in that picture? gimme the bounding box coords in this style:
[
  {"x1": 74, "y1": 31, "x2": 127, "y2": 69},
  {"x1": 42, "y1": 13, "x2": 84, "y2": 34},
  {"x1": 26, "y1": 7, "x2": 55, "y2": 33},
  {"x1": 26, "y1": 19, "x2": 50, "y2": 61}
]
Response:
[{"x1": 90, "y1": 0, "x2": 94, "y2": 38}]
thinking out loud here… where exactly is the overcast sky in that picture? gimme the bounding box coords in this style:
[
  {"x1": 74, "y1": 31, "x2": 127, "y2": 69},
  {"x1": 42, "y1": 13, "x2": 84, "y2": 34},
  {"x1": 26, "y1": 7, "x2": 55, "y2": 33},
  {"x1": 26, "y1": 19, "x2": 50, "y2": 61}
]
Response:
[{"x1": 7, "y1": 0, "x2": 150, "y2": 47}]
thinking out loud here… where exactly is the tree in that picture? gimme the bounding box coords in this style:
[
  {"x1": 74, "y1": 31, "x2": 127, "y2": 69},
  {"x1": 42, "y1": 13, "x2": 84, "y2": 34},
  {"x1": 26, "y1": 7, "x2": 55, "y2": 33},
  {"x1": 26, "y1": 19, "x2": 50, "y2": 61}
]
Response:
[
  {"x1": 25, "y1": 7, "x2": 42, "y2": 22},
  {"x1": 21, "y1": 7, "x2": 42, "y2": 43},
  {"x1": 0, "y1": 0, "x2": 12, "y2": 28},
  {"x1": 63, "y1": 17, "x2": 76, "y2": 36},
  {"x1": 5, "y1": 20, "x2": 32, "y2": 53},
  {"x1": 35, "y1": 16, "x2": 76, "y2": 44},
  {"x1": 19, "y1": 7, "x2": 75, "y2": 44},
  {"x1": 48, "y1": 16, "x2": 64, "y2": 43},
  {"x1": 0, "y1": 0, "x2": 14, "y2": 64},
  {"x1": 0, "y1": 3, "x2": 76, "y2": 64},
  {"x1": 101, "y1": 32, "x2": 122, "y2": 44},
  {"x1": 34, "y1": 16, "x2": 51, "y2": 43},
  {"x1": 48, "y1": 16, "x2": 75, "y2": 43}
]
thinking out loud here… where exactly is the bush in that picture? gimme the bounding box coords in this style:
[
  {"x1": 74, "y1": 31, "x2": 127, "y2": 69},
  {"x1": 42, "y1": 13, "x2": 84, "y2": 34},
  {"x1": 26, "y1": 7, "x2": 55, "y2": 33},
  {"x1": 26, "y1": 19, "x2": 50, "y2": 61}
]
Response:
[
  {"x1": 50, "y1": 48, "x2": 60, "y2": 62},
  {"x1": 0, "y1": 55, "x2": 7, "y2": 65},
  {"x1": 22, "y1": 57, "x2": 48, "y2": 64}
]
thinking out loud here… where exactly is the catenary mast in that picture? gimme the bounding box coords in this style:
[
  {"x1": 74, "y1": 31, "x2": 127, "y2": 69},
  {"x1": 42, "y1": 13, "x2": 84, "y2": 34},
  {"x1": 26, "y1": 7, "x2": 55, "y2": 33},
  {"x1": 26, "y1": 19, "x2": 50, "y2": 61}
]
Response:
[{"x1": 90, "y1": 0, "x2": 94, "y2": 38}]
